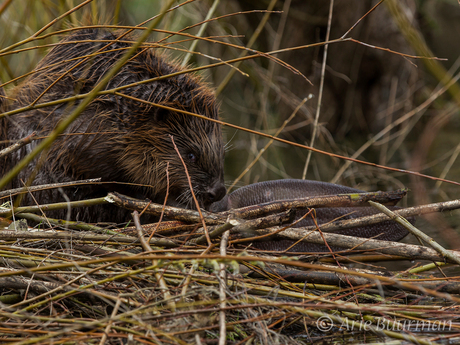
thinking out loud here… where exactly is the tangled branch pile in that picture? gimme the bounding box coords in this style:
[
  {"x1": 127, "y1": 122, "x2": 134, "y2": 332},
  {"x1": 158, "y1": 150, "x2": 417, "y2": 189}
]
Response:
[
  {"x1": 1, "y1": 186, "x2": 460, "y2": 344},
  {"x1": 1, "y1": 1, "x2": 460, "y2": 344}
]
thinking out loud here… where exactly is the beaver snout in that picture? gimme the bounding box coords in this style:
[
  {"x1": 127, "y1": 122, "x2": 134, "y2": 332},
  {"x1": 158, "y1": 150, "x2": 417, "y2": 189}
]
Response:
[{"x1": 202, "y1": 181, "x2": 227, "y2": 207}]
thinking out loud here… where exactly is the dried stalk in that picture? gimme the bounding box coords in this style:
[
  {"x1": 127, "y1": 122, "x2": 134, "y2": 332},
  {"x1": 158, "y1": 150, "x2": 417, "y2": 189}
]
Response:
[
  {"x1": 0, "y1": 229, "x2": 178, "y2": 247},
  {"x1": 133, "y1": 210, "x2": 175, "y2": 311},
  {"x1": 190, "y1": 210, "x2": 294, "y2": 245},
  {"x1": 0, "y1": 132, "x2": 35, "y2": 158},
  {"x1": 0, "y1": 178, "x2": 102, "y2": 199},
  {"x1": 218, "y1": 229, "x2": 230, "y2": 345},
  {"x1": 369, "y1": 201, "x2": 460, "y2": 265},
  {"x1": 107, "y1": 192, "x2": 225, "y2": 224},
  {"x1": 242, "y1": 228, "x2": 459, "y2": 264},
  {"x1": 0, "y1": 196, "x2": 108, "y2": 217},
  {"x1": 220, "y1": 189, "x2": 408, "y2": 219}
]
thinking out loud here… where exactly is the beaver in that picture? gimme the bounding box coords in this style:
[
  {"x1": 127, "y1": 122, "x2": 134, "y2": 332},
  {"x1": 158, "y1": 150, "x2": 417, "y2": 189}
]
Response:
[
  {"x1": 0, "y1": 29, "x2": 412, "y2": 251},
  {"x1": 0, "y1": 29, "x2": 226, "y2": 224}
]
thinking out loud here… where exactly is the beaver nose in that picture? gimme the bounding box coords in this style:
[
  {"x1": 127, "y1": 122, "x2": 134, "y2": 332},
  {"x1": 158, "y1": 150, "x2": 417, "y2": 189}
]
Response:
[{"x1": 204, "y1": 182, "x2": 227, "y2": 204}]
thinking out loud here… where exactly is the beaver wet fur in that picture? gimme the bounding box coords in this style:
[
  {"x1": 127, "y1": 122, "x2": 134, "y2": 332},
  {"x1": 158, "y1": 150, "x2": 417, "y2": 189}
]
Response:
[{"x1": 0, "y1": 29, "x2": 226, "y2": 224}]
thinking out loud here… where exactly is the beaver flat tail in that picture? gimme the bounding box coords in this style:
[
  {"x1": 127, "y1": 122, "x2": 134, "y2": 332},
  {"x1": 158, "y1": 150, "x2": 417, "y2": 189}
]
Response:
[{"x1": 209, "y1": 179, "x2": 411, "y2": 252}]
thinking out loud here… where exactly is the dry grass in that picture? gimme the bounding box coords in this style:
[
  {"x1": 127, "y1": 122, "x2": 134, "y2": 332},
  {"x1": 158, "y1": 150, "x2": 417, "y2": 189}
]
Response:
[{"x1": 1, "y1": 1, "x2": 460, "y2": 344}]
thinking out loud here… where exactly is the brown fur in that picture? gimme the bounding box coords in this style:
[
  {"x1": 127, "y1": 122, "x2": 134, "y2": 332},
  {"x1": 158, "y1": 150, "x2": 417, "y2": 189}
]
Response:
[{"x1": 0, "y1": 29, "x2": 226, "y2": 224}]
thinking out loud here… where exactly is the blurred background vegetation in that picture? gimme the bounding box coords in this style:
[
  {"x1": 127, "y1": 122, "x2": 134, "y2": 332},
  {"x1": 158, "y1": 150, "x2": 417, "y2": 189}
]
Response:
[{"x1": 1, "y1": 0, "x2": 460, "y2": 246}]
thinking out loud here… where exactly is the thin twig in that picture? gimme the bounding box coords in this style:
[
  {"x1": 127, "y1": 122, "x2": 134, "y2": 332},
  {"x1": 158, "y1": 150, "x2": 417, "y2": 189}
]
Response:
[
  {"x1": 0, "y1": 178, "x2": 102, "y2": 199},
  {"x1": 99, "y1": 297, "x2": 121, "y2": 345},
  {"x1": 133, "y1": 210, "x2": 175, "y2": 311},
  {"x1": 331, "y1": 70, "x2": 460, "y2": 183},
  {"x1": 147, "y1": 162, "x2": 170, "y2": 242},
  {"x1": 107, "y1": 192, "x2": 225, "y2": 224},
  {"x1": 0, "y1": 196, "x2": 108, "y2": 217},
  {"x1": 190, "y1": 210, "x2": 294, "y2": 245},
  {"x1": 181, "y1": 0, "x2": 220, "y2": 67},
  {"x1": 230, "y1": 96, "x2": 310, "y2": 191},
  {"x1": 218, "y1": 229, "x2": 230, "y2": 345},
  {"x1": 302, "y1": 0, "x2": 333, "y2": 178},
  {"x1": 0, "y1": 132, "x2": 35, "y2": 158},
  {"x1": 435, "y1": 142, "x2": 460, "y2": 189},
  {"x1": 169, "y1": 135, "x2": 211, "y2": 246},
  {"x1": 341, "y1": 0, "x2": 385, "y2": 38},
  {"x1": 369, "y1": 201, "x2": 460, "y2": 265},
  {"x1": 0, "y1": 228, "x2": 178, "y2": 247},
  {"x1": 216, "y1": 0, "x2": 280, "y2": 96}
]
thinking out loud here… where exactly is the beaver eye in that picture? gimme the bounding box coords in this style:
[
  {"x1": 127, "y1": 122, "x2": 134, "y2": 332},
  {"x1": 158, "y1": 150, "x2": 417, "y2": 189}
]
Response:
[{"x1": 186, "y1": 152, "x2": 197, "y2": 163}]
